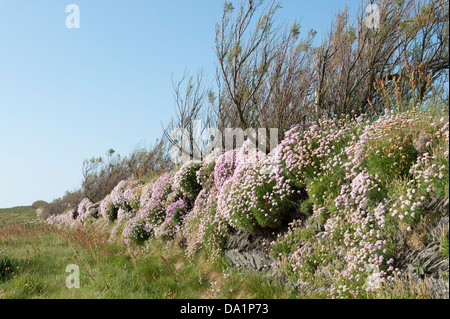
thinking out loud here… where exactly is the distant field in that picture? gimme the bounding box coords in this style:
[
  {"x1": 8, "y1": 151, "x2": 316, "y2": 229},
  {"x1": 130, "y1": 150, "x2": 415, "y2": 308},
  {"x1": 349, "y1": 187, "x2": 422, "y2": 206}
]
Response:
[{"x1": 0, "y1": 206, "x2": 37, "y2": 224}]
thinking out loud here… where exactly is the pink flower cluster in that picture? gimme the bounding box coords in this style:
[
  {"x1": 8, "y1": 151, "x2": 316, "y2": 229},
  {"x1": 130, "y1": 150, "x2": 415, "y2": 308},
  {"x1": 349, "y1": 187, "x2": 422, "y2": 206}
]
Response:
[
  {"x1": 140, "y1": 173, "x2": 173, "y2": 228},
  {"x1": 46, "y1": 208, "x2": 78, "y2": 228},
  {"x1": 214, "y1": 149, "x2": 238, "y2": 190},
  {"x1": 77, "y1": 198, "x2": 96, "y2": 221},
  {"x1": 165, "y1": 198, "x2": 188, "y2": 221},
  {"x1": 100, "y1": 194, "x2": 115, "y2": 220},
  {"x1": 110, "y1": 179, "x2": 140, "y2": 210},
  {"x1": 183, "y1": 188, "x2": 228, "y2": 261},
  {"x1": 216, "y1": 141, "x2": 296, "y2": 232},
  {"x1": 123, "y1": 216, "x2": 152, "y2": 245},
  {"x1": 46, "y1": 107, "x2": 448, "y2": 291},
  {"x1": 274, "y1": 118, "x2": 360, "y2": 187},
  {"x1": 173, "y1": 160, "x2": 202, "y2": 197}
]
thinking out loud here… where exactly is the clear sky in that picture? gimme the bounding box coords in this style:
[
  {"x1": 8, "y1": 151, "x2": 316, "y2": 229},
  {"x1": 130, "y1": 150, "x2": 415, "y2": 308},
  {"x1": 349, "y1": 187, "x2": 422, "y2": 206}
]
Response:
[{"x1": 0, "y1": 0, "x2": 360, "y2": 208}]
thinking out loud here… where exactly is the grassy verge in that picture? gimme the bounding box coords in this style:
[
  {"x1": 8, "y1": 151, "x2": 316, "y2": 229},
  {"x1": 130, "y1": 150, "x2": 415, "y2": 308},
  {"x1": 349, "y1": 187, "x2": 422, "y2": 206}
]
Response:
[{"x1": 0, "y1": 222, "x2": 296, "y2": 299}]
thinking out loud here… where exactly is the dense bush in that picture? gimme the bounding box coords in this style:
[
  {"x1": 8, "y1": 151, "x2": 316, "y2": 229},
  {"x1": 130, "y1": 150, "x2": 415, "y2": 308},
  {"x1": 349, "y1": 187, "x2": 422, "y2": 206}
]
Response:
[
  {"x1": 217, "y1": 143, "x2": 299, "y2": 233},
  {"x1": 110, "y1": 180, "x2": 139, "y2": 211},
  {"x1": 32, "y1": 200, "x2": 48, "y2": 210},
  {"x1": 77, "y1": 198, "x2": 97, "y2": 221},
  {"x1": 123, "y1": 217, "x2": 152, "y2": 245},
  {"x1": 196, "y1": 149, "x2": 221, "y2": 190},
  {"x1": 44, "y1": 190, "x2": 85, "y2": 218}
]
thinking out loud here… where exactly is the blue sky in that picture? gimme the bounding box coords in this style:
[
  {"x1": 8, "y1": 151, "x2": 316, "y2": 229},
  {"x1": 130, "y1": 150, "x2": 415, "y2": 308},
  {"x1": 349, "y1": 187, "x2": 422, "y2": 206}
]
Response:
[{"x1": 0, "y1": 0, "x2": 360, "y2": 208}]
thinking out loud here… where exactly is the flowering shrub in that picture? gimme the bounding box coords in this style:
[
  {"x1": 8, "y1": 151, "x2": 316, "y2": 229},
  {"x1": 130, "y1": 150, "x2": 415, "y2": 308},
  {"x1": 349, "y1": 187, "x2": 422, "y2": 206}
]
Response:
[
  {"x1": 140, "y1": 173, "x2": 173, "y2": 228},
  {"x1": 110, "y1": 179, "x2": 140, "y2": 211},
  {"x1": 329, "y1": 171, "x2": 396, "y2": 297},
  {"x1": 100, "y1": 195, "x2": 118, "y2": 222},
  {"x1": 165, "y1": 198, "x2": 188, "y2": 223},
  {"x1": 274, "y1": 118, "x2": 360, "y2": 189},
  {"x1": 77, "y1": 198, "x2": 98, "y2": 221},
  {"x1": 46, "y1": 208, "x2": 78, "y2": 228},
  {"x1": 197, "y1": 149, "x2": 221, "y2": 189},
  {"x1": 183, "y1": 189, "x2": 210, "y2": 257},
  {"x1": 173, "y1": 161, "x2": 202, "y2": 198},
  {"x1": 123, "y1": 217, "x2": 152, "y2": 245},
  {"x1": 218, "y1": 144, "x2": 298, "y2": 233},
  {"x1": 44, "y1": 104, "x2": 448, "y2": 298},
  {"x1": 214, "y1": 149, "x2": 238, "y2": 190},
  {"x1": 272, "y1": 107, "x2": 449, "y2": 298},
  {"x1": 183, "y1": 188, "x2": 229, "y2": 261},
  {"x1": 36, "y1": 207, "x2": 49, "y2": 221}
]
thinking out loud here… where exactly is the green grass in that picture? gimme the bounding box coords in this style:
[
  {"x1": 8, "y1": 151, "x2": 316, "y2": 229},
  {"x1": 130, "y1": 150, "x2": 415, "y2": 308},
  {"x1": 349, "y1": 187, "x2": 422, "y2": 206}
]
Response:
[
  {"x1": 0, "y1": 222, "x2": 296, "y2": 299},
  {"x1": 0, "y1": 206, "x2": 37, "y2": 225}
]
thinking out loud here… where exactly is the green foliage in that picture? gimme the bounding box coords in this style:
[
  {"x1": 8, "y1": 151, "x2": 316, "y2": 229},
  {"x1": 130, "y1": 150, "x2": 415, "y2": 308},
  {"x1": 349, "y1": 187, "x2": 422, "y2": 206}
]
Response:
[
  {"x1": 270, "y1": 222, "x2": 316, "y2": 260},
  {"x1": 106, "y1": 205, "x2": 119, "y2": 222},
  {"x1": 177, "y1": 162, "x2": 203, "y2": 198},
  {"x1": 31, "y1": 201, "x2": 48, "y2": 209},
  {"x1": 299, "y1": 199, "x2": 313, "y2": 216},
  {"x1": 0, "y1": 256, "x2": 14, "y2": 282},
  {"x1": 364, "y1": 132, "x2": 418, "y2": 183},
  {"x1": 203, "y1": 210, "x2": 229, "y2": 261},
  {"x1": 128, "y1": 218, "x2": 151, "y2": 246},
  {"x1": 197, "y1": 161, "x2": 216, "y2": 189}
]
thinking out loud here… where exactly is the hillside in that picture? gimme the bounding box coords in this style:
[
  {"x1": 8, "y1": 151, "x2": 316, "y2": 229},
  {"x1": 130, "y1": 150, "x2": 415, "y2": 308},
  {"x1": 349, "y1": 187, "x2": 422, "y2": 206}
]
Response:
[
  {"x1": 1, "y1": 0, "x2": 448, "y2": 305},
  {"x1": 6, "y1": 106, "x2": 446, "y2": 299},
  {"x1": 0, "y1": 206, "x2": 37, "y2": 225}
]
